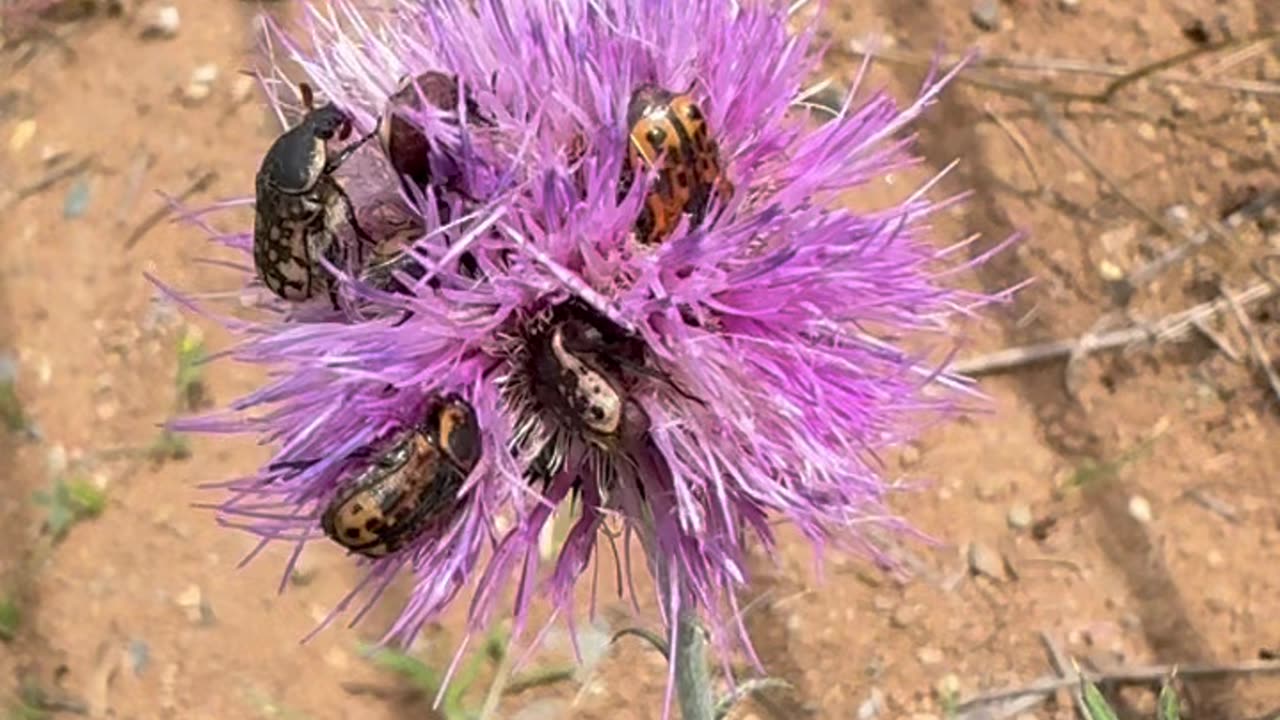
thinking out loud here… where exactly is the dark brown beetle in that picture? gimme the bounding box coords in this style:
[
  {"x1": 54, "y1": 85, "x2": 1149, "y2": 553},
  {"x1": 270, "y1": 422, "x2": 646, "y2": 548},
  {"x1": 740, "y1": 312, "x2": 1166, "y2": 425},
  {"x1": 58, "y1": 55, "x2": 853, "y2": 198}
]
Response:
[
  {"x1": 253, "y1": 82, "x2": 380, "y2": 307},
  {"x1": 320, "y1": 394, "x2": 482, "y2": 559},
  {"x1": 379, "y1": 70, "x2": 493, "y2": 202}
]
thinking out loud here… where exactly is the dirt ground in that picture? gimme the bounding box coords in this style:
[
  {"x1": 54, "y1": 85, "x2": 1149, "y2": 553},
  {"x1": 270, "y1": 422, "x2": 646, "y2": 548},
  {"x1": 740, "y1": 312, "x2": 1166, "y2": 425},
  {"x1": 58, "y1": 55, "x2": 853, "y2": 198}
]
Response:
[{"x1": 2, "y1": 1, "x2": 1279, "y2": 719}]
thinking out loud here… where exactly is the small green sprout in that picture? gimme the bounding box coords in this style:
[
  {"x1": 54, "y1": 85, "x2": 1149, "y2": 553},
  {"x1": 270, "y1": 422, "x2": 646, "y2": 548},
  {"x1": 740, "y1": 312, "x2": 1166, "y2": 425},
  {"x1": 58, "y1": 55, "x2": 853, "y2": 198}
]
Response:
[
  {"x1": 32, "y1": 474, "x2": 107, "y2": 541},
  {"x1": 0, "y1": 596, "x2": 19, "y2": 642}
]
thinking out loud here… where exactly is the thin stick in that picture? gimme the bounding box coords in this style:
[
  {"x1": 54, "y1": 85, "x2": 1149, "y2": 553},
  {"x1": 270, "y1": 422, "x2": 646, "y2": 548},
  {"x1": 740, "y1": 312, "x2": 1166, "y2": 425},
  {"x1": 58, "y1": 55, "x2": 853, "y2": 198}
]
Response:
[
  {"x1": 955, "y1": 659, "x2": 1280, "y2": 711},
  {"x1": 1127, "y1": 189, "x2": 1280, "y2": 292},
  {"x1": 1219, "y1": 281, "x2": 1280, "y2": 406},
  {"x1": 1095, "y1": 31, "x2": 1279, "y2": 104},
  {"x1": 125, "y1": 170, "x2": 218, "y2": 249},
  {"x1": 0, "y1": 154, "x2": 94, "y2": 211},
  {"x1": 983, "y1": 101, "x2": 1043, "y2": 192},
  {"x1": 1034, "y1": 93, "x2": 1194, "y2": 247},
  {"x1": 1040, "y1": 632, "x2": 1089, "y2": 718},
  {"x1": 1181, "y1": 488, "x2": 1241, "y2": 524},
  {"x1": 1190, "y1": 317, "x2": 1243, "y2": 363},
  {"x1": 952, "y1": 282, "x2": 1275, "y2": 376}
]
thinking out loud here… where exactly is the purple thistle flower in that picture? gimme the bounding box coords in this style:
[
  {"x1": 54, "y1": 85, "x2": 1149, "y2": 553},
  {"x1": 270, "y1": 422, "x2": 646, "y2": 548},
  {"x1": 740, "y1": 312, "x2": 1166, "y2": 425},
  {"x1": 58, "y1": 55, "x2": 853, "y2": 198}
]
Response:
[{"x1": 157, "y1": 0, "x2": 1017, "y2": 710}]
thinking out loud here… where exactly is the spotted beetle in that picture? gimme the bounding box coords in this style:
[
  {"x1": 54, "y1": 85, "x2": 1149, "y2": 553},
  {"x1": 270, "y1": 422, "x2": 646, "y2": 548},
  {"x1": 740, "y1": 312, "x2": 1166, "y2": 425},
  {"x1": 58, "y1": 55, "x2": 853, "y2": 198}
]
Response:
[
  {"x1": 253, "y1": 82, "x2": 381, "y2": 306},
  {"x1": 619, "y1": 82, "x2": 734, "y2": 245},
  {"x1": 320, "y1": 394, "x2": 482, "y2": 559}
]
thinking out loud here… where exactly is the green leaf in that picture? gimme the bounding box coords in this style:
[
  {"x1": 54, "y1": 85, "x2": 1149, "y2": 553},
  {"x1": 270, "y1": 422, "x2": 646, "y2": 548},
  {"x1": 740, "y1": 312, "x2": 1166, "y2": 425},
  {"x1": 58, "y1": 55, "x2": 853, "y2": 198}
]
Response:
[
  {"x1": 0, "y1": 381, "x2": 27, "y2": 434},
  {"x1": 1157, "y1": 680, "x2": 1181, "y2": 720},
  {"x1": 65, "y1": 478, "x2": 106, "y2": 517},
  {"x1": 1080, "y1": 677, "x2": 1120, "y2": 720},
  {"x1": 32, "y1": 476, "x2": 107, "y2": 541},
  {"x1": 0, "y1": 597, "x2": 19, "y2": 642},
  {"x1": 174, "y1": 327, "x2": 207, "y2": 411},
  {"x1": 365, "y1": 646, "x2": 444, "y2": 698},
  {"x1": 147, "y1": 431, "x2": 191, "y2": 462}
]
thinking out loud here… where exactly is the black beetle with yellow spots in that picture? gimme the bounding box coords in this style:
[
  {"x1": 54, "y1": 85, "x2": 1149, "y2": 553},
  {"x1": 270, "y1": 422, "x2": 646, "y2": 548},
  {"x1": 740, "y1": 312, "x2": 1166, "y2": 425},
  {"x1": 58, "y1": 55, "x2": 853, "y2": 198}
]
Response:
[{"x1": 253, "y1": 82, "x2": 381, "y2": 307}]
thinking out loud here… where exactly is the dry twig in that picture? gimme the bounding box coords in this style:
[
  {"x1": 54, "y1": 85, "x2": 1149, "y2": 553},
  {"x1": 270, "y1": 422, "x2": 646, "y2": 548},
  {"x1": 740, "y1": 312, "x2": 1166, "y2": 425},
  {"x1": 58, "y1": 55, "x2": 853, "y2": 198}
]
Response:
[
  {"x1": 1219, "y1": 281, "x2": 1280, "y2": 406},
  {"x1": 1127, "y1": 189, "x2": 1280, "y2": 293},
  {"x1": 952, "y1": 282, "x2": 1276, "y2": 376},
  {"x1": 125, "y1": 170, "x2": 218, "y2": 249},
  {"x1": 955, "y1": 658, "x2": 1280, "y2": 713},
  {"x1": 0, "y1": 154, "x2": 94, "y2": 212},
  {"x1": 1040, "y1": 632, "x2": 1089, "y2": 719},
  {"x1": 1181, "y1": 487, "x2": 1241, "y2": 524},
  {"x1": 1033, "y1": 93, "x2": 1195, "y2": 249}
]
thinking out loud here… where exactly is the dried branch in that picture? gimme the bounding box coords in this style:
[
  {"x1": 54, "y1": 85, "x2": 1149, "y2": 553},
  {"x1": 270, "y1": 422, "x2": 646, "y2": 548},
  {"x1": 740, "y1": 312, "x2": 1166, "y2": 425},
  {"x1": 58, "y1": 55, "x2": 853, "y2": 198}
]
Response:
[
  {"x1": 952, "y1": 282, "x2": 1276, "y2": 376},
  {"x1": 1219, "y1": 280, "x2": 1280, "y2": 406},
  {"x1": 955, "y1": 658, "x2": 1280, "y2": 713}
]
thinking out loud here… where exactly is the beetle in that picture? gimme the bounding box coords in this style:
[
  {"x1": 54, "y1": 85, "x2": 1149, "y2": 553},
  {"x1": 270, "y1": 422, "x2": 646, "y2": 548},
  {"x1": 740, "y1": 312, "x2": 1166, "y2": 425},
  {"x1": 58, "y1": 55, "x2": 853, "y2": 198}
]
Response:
[
  {"x1": 320, "y1": 394, "x2": 482, "y2": 559},
  {"x1": 253, "y1": 82, "x2": 380, "y2": 306},
  {"x1": 619, "y1": 82, "x2": 734, "y2": 245},
  {"x1": 379, "y1": 70, "x2": 493, "y2": 202},
  {"x1": 524, "y1": 300, "x2": 661, "y2": 452}
]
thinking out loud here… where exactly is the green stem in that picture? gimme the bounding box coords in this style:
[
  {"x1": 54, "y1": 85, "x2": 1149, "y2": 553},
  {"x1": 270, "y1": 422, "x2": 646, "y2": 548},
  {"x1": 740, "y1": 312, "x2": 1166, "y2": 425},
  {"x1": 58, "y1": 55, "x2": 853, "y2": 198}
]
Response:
[{"x1": 674, "y1": 609, "x2": 715, "y2": 720}]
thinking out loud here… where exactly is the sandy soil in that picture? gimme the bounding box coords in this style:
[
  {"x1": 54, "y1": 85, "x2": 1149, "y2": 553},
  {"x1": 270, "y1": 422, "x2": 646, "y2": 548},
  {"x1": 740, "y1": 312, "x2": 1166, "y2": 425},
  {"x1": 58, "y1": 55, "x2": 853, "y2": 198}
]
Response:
[{"x1": 2, "y1": 1, "x2": 1279, "y2": 719}]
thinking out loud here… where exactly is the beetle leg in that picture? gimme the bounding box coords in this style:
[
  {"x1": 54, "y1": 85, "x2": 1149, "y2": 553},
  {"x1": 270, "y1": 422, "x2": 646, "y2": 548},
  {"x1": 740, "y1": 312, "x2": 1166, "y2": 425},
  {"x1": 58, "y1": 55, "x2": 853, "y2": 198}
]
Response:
[
  {"x1": 330, "y1": 181, "x2": 374, "y2": 251},
  {"x1": 326, "y1": 117, "x2": 383, "y2": 174}
]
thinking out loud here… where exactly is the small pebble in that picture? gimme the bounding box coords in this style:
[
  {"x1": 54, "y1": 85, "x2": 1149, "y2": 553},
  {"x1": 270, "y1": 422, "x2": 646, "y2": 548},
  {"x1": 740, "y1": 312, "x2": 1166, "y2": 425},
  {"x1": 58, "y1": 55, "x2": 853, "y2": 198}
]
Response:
[
  {"x1": 1059, "y1": 0, "x2": 1080, "y2": 11},
  {"x1": 890, "y1": 604, "x2": 921, "y2": 629},
  {"x1": 139, "y1": 4, "x2": 180, "y2": 38},
  {"x1": 857, "y1": 687, "x2": 885, "y2": 719},
  {"x1": 181, "y1": 64, "x2": 219, "y2": 104},
  {"x1": 8, "y1": 119, "x2": 36, "y2": 152},
  {"x1": 970, "y1": 0, "x2": 1000, "y2": 30},
  {"x1": 1098, "y1": 259, "x2": 1124, "y2": 281},
  {"x1": 95, "y1": 401, "x2": 118, "y2": 422},
  {"x1": 175, "y1": 584, "x2": 210, "y2": 624},
  {"x1": 230, "y1": 75, "x2": 257, "y2": 104},
  {"x1": 968, "y1": 541, "x2": 1005, "y2": 581},
  {"x1": 935, "y1": 673, "x2": 961, "y2": 700},
  {"x1": 128, "y1": 639, "x2": 150, "y2": 675},
  {"x1": 1206, "y1": 549, "x2": 1224, "y2": 568},
  {"x1": 1007, "y1": 503, "x2": 1033, "y2": 530},
  {"x1": 63, "y1": 176, "x2": 93, "y2": 219},
  {"x1": 46, "y1": 444, "x2": 68, "y2": 476},
  {"x1": 1128, "y1": 495, "x2": 1152, "y2": 524},
  {"x1": 916, "y1": 646, "x2": 944, "y2": 665}
]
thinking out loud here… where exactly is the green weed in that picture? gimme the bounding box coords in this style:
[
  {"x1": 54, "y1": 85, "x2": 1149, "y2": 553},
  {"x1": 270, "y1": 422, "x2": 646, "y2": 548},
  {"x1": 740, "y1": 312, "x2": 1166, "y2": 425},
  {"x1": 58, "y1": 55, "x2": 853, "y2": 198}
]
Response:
[{"x1": 32, "y1": 474, "x2": 106, "y2": 542}]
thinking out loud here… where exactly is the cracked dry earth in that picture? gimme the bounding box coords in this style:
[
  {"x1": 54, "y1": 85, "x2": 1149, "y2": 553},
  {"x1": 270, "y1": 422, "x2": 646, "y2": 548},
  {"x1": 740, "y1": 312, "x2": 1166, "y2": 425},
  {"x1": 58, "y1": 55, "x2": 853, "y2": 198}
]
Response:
[{"x1": 2, "y1": 1, "x2": 1279, "y2": 719}]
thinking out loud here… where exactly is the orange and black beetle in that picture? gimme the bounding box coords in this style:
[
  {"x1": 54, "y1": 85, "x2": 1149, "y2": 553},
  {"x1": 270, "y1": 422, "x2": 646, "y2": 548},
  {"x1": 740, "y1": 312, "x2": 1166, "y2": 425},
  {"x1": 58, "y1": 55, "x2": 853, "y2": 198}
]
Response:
[
  {"x1": 620, "y1": 83, "x2": 733, "y2": 245},
  {"x1": 320, "y1": 394, "x2": 482, "y2": 559}
]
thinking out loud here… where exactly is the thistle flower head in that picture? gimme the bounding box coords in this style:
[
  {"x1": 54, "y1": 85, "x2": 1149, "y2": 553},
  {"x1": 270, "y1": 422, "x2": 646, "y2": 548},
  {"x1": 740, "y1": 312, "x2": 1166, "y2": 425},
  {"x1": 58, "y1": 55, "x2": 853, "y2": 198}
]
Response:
[{"x1": 160, "y1": 0, "x2": 1011, "y2": 705}]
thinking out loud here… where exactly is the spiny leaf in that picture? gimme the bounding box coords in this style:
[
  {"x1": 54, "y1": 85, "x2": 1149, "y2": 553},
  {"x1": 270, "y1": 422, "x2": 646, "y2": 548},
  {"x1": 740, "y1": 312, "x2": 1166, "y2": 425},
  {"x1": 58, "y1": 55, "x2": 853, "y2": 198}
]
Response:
[
  {"x1": 1080, "y1": 677, "x2": 1120, "y2": 720},
  {"x1": 1158, "y1": 679, "x2": 1181, "y2": 720}
]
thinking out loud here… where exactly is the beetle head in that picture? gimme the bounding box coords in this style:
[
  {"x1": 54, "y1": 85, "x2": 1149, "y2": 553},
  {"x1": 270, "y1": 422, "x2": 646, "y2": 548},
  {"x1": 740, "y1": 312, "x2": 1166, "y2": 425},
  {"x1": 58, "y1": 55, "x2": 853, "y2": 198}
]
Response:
[{"x1": 308, "y1": 104, "x2": 354, "y2": 141}]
